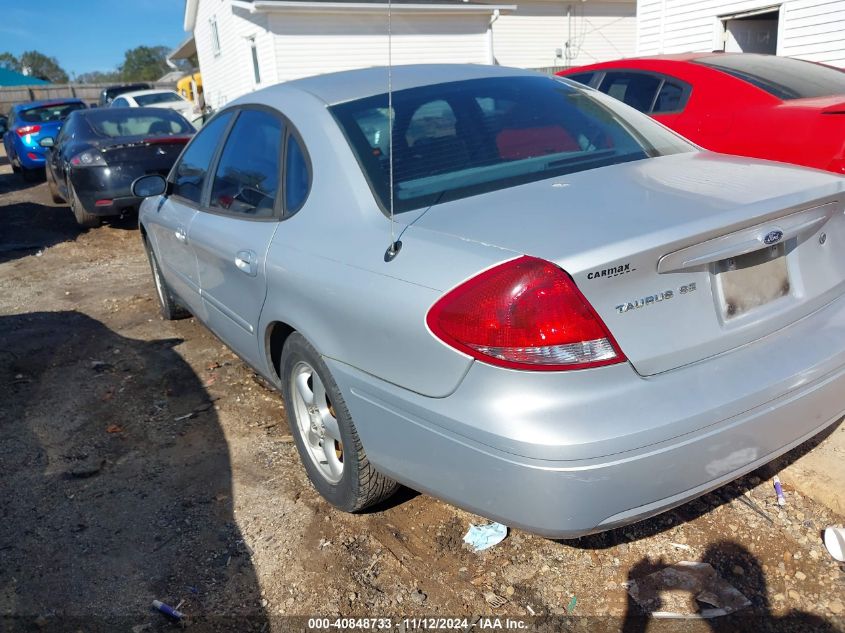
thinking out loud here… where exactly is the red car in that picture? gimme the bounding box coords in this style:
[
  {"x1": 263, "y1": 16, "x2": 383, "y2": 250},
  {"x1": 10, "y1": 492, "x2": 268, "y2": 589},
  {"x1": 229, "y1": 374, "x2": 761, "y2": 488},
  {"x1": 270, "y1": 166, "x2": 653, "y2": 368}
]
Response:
[{"x1": 557, "y1": 53, "x2": 845, "y2": 174}]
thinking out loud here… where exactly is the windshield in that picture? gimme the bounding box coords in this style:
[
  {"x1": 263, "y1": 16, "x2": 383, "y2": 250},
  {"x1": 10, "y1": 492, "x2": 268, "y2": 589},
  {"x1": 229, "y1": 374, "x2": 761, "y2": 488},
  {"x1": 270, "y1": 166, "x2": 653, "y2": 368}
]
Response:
[
  {"x1": 331, "y1": 75, "x2": 693, "y2": 213},
  {"x1": 20, "y1": 102, "x2": 85, "y2": 123},
  {"x1": 695, "y1": 54, "x2": 845, "y2": 100},
  {"x1": 84, "y1": 109, "x2": 193, "y2": 138},
  {"x1": 134, "y1": 92, "x2": 183, "y2": 106}
]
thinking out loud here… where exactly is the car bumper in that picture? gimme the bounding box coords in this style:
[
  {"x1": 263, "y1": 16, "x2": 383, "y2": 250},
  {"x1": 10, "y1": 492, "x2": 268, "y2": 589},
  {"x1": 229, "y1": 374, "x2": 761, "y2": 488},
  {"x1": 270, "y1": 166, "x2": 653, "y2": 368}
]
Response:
[
  {"x1": 15, "y1": 142, "x2": 45, "y2": 169},
  {"x1": 327, "y1": 291, "x2": 845, "y2": 538},
  {"x1": 71, "y1": 167, "x2": 144, "y2": 217}
]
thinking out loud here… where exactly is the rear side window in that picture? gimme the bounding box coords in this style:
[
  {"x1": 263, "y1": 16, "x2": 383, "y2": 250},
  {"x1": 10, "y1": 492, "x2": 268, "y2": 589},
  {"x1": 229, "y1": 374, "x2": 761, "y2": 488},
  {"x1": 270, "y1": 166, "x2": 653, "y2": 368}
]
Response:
[
  {"x1": 599, "y1": 72, "x2": 662, "y2": 112},
  {"x1": 209, "y1": 109, "x2": 283, "y2": 218},
  {"x1": 111, "y1": 98, "x2": 128, "y2": 108},
  {"x1": 285, "y1": 133, "x2": 309, "y2": 213},
  {"x1": 598, "y1": 71, "x2": 688, "y2": 114},
  {"x1": 695, "y1": 54, "x2": 845, "y2": 100},
  {"x1": 172, "y1": 111, "x2": 233, "y2": 205}
]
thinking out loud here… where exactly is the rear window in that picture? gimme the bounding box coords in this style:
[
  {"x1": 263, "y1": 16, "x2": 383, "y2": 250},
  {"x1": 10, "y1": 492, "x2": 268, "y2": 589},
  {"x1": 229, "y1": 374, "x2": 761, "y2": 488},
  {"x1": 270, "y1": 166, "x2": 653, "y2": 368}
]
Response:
[
  {"x1": 134, "y1": 92, "x2": 183, "y2": 106},
  {"x1": 19, "y1": 102, "x2": 85, "y2": 123},
  {"x1": 331, "y1": 75, "x2": 692, "y2": 213},
  {"x1": 695, "y1": 54, "x2": 845, "y2": 100},
  {"x1": 84, "y1": 110, "x2": 193, "y2": 138}
]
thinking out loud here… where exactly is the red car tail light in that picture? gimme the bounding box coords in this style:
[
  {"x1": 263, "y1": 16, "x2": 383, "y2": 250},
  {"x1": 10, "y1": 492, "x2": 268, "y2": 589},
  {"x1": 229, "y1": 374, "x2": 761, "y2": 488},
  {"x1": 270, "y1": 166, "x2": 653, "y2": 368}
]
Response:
[
  {"x1": 426, "y1": 256, "x2": 626, "y2": 371},
  {"x1": 70, "y1": 150, "x2": 107, "y2": 167},
  {"x1": 17, "y1": 125, "x2": 41, "y2": 137}
]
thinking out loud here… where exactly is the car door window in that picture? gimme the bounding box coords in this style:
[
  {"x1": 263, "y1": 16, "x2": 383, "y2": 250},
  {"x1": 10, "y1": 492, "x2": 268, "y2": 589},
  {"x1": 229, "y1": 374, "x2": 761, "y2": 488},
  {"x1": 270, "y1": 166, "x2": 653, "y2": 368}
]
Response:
[
  {"x1": 172, "y1": 111, "x2": 233, "y2": 205},
  {"x1": 598, "y1": 72, "x2": 662, "y2": 113},
  {"x1": 566, "y1": 72, "x2": 596, "y2": 86},
  {"x1": 112, "y1": 97, "x2": 128, "y2": 108},
  {"x1": 285, "y1": 133, "x2": 310, "y2": 213},
  {"x1": 209, "y1": 109, "x2": 283, "y2": 218}
]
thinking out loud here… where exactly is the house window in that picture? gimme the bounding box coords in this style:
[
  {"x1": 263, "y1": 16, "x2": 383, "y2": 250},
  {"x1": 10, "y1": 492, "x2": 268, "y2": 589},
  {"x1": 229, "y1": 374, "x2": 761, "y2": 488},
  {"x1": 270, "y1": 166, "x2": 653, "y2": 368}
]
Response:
[
  {"x1": 250, "y1": 38, "x2": 261, "y2": 85},
  {"x1": 210, "y1": 16, "x2": 221, "y2": 56}
]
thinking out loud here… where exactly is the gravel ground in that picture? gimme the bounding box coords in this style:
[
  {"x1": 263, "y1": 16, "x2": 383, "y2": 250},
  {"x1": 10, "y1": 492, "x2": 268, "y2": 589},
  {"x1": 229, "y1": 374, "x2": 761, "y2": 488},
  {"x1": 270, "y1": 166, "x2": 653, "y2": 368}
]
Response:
[{"x1": 1, "y1": 149, "x2": 843, "y2": 633}]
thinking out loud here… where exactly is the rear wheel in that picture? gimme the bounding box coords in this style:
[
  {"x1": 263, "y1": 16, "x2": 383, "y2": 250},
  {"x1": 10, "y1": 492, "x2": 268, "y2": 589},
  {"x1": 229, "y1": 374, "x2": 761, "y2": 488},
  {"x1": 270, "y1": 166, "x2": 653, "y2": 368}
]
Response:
[
  {"x1": 281, "y1": 333, "x2": 399, "y2": 512},
  {"x1": 143, "y1": 238, "x2": 190, "y2": 320},
  {"x1": 68, "y1": 180, "x2": 99, "y2": 228},
  {"x1": 47, "y1": 171, "x2": 63, "y2": 203}
]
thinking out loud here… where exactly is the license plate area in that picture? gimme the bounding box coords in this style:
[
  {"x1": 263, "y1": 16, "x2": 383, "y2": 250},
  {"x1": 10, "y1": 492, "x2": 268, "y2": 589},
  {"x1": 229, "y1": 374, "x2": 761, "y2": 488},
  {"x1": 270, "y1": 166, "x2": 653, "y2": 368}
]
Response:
[{"x1": 715, "y1": 243, "x2": 790, "y2": 320}]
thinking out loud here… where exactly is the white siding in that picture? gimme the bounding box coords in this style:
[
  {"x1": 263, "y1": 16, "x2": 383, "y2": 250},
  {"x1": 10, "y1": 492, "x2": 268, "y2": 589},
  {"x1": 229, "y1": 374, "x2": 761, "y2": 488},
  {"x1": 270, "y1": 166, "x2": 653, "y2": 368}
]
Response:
[
  {"x1": 637, "y1": 0, "x2": 845, "y2": 68},
  {"x1": 195, "y1": 0, "x2": 279, "y2": 109},
  {"x1": 490, "y1": 0, "x2": 637, "y2": 68},
  {"x1": 268, "y1": 12, "x2": 491, "y2": 83}
]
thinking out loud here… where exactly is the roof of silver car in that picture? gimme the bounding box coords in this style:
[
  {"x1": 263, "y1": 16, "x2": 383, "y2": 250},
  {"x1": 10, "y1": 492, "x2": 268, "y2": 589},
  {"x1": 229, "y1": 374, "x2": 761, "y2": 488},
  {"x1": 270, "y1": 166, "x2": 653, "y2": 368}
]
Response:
[{"x1": 268, "y1": 64, "x2": 544, "y2": 105}]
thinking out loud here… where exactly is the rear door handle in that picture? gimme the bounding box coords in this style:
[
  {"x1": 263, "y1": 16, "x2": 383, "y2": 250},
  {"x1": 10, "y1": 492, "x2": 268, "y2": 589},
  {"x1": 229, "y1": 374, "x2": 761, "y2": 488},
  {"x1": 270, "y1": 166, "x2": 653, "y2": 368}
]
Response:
[
  {"x1": 235, "y1": 250, "x2": 258, "y2": 276},
  {"x1": 174, "y1": 226, "x2": 187, "y2": 243}
]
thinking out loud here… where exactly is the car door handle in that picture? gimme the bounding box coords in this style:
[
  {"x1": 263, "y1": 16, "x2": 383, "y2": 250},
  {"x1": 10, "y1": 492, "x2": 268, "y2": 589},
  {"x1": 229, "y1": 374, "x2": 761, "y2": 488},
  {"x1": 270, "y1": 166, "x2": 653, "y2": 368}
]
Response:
[
  {"x1": 174, "y1": 226, "x2": 187, "y2": 243},
  {"x1": 235, "y1": 250, "x2": 258, "y2": 276}
]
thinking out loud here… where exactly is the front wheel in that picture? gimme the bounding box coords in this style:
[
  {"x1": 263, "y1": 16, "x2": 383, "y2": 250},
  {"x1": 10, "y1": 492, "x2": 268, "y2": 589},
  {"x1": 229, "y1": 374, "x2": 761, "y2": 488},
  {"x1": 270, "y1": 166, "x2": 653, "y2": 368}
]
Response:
[{"x1": 281, "y1": 333, "x2": 399, "y2": 512}]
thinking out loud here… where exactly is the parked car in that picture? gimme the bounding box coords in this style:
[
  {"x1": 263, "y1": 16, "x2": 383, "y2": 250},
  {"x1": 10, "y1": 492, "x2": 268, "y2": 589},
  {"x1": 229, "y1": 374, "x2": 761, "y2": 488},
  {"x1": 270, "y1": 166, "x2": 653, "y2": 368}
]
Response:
[
  {"x1": 98, "y1": 83, "x2": 152, "y2": 107},
  {"x1": 134, "y1": 65, "x2": 845, "y2": 538},
  {"x1": 558, "y1": 53, "x2": 845, "y2": 174},
  {"x1": 0, "y1": 114, "x2": 7, "y2": 136},
  {"x1": 43, "y1": 107, "x2": 194, "y2": 227},
  {"x1": 2, "y1": 99, "x2": 87, "y2": 182},
  {"x1": 111, "y1": 89, "x2": 196, "y2": 120}
]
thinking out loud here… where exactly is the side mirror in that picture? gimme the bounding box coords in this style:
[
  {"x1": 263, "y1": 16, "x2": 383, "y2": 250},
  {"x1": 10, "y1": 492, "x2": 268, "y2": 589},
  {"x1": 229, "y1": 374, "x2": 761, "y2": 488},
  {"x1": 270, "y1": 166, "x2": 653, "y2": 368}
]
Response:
[
  {"x1": 39, "y1": 137, "x2": 55, "y2": 148},
  {"x1": 132, "y1": 174, "x2": 168, "y2": 198}
]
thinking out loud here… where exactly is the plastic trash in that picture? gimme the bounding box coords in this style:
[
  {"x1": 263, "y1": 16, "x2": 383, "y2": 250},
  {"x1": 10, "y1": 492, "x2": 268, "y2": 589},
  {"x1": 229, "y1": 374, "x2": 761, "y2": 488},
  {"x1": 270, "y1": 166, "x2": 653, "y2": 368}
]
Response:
[
  {"x1": 463, "y1": 521, "x2": 507, "y2": 552},
  {"x1": 152, "y1": 600, "x2": 183, "y2": 620},
  {"x1": 824, "y1": 526, "x2": 845, "y2": 562},
  {"x1": 773, "y1": 476, "x2": 786, "y2": 506}
]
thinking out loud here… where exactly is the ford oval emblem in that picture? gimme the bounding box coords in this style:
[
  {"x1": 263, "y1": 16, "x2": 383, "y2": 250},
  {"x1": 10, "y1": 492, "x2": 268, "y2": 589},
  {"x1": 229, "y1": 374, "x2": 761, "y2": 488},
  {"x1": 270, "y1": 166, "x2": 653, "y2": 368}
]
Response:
[{"x1": 763, "y1": 229, "x2": 783, "y2": 245}]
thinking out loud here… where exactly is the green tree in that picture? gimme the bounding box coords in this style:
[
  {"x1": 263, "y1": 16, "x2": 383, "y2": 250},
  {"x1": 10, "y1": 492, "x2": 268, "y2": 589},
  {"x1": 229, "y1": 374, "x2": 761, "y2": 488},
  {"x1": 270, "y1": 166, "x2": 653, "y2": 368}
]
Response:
[
  {"x1": 119, "y1": 45, "x2": 173, "y2": 82},
  {"x1": 0, "y1": 52, "x2": 20, "y2": 72},
  {"x1": 77, "y1": 70, "x2": 122, "y2": 84},
  {"x1": 19, "y1": 50, "x2": 68, "y2": 83}
]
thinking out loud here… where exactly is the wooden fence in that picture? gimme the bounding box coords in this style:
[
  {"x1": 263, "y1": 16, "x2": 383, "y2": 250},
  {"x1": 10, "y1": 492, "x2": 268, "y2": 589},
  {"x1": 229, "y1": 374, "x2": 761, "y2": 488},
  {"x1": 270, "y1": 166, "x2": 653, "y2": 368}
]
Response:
[{"x1": 0, "y1": 82, "x2": 176, "y2": 115}]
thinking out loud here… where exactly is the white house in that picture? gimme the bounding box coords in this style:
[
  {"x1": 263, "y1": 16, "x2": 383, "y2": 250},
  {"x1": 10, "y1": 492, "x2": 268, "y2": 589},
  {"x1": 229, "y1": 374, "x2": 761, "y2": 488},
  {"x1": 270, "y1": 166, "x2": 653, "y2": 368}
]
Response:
[
  {"x1": 637, "y1": 0, "x2": 845, "y2": 68},
  {"x1": 180, "y1": 0, "x2": 639, "y2": 109},
  {"x1": 483, "y1": 0, "x2": 637, "y2": 69}
]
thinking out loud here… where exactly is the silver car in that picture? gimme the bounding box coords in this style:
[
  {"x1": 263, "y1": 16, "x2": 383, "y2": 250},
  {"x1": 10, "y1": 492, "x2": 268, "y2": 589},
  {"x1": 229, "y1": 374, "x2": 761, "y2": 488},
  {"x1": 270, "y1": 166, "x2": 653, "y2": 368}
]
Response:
[{"x1": 134, "y1": 64, "x2": 845, "y2": 538}]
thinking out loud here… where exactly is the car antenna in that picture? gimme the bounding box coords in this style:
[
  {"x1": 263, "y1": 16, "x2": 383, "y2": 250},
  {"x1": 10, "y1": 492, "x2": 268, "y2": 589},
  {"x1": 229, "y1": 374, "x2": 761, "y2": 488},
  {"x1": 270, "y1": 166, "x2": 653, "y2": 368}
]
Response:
[{"x1": 384, "y1": 0, "x2": 402, "y2": 262}]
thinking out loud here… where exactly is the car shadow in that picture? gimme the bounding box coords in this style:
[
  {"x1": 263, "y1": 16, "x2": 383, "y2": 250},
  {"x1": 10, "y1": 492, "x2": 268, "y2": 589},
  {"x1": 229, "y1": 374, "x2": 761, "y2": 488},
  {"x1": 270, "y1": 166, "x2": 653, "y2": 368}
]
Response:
[
  {"x1": 621, "y1": 540, "x2": 840, "y2": 631},
  {"x1": 0, "y1": 311, "x2": 269, "y2": 631},
  {"x1": 565, "y1": 420, "x2": 842, "y2": 550},
  {"x1": 0, "y1": 198, "x2": 86, "y2": 264}
]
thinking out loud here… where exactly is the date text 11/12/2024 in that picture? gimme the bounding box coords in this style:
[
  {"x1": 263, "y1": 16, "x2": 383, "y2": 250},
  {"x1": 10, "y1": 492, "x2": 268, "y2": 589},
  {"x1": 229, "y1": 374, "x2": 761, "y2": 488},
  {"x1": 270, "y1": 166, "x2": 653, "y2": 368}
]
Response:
[{"x1": 307, "y1": 617, "x2": 530, "y2": 630}]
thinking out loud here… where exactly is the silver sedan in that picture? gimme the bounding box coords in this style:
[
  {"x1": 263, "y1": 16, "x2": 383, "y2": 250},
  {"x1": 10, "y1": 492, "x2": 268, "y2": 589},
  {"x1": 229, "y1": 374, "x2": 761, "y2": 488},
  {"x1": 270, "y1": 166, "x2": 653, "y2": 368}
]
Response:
[{"x1": 134, "y1": 64, "x2": 845, "y2": 538}]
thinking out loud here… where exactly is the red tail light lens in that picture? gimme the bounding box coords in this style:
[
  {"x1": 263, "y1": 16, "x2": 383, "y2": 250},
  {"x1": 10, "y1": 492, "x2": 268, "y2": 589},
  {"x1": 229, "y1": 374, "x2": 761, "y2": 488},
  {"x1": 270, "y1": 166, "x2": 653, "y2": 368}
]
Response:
[
  {"x1": 17, "y1": 125, "x2": 41, "y2": 137},
  {"x1": 427, "y1": 256, "x2": 626, "y2": 371}
]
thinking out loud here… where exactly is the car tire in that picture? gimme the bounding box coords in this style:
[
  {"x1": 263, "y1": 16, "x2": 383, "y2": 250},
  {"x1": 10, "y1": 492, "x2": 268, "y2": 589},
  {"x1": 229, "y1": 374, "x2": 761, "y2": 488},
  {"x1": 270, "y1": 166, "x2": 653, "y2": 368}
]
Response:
[
  {"x1": 68, "y1": 179, "x2": 99, "y2": 228},
  {"x1": 47, "y1": 172, "x2": 64, "y2": 203},
  {"x1": 143, "y1": 238, "x2": 191, "y2": 320},
  {"x1": 281, "y1": 332, "x2": 399, "y2": 512}
]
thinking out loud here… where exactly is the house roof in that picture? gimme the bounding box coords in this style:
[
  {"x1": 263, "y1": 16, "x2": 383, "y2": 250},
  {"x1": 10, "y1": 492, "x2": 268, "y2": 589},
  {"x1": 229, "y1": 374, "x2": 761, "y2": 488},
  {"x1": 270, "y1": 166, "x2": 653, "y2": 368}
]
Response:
[
  {"x1": 0, "y1": 67, "x2": 50, "y2": 87},
  {"x1": 185, "y1": 0, "x2": 513, "y2": 30}
]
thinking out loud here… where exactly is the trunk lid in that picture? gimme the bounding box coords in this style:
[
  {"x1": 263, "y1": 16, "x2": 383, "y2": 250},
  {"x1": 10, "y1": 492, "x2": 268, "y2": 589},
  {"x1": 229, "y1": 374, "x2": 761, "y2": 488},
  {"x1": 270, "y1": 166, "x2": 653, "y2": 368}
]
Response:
[
  {"x1": 98, "y1": 135, "x2": 190, "y2": 175},
  {"x1": 408, "y1": 152, "x2": 845, "y2": 375}
]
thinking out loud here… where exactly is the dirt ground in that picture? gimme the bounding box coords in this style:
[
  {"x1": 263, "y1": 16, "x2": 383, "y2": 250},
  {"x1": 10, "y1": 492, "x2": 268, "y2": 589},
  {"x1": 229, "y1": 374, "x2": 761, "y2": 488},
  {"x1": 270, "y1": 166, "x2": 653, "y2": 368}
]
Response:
[{"x1": 1, "y1": 147, "x2": 844, "y2": 633}]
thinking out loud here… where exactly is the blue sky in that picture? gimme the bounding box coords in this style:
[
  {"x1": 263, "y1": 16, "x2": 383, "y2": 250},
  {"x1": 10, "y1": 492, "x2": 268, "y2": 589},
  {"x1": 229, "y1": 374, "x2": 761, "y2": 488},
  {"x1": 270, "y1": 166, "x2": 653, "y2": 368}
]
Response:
[{"x1": 0, "y1": 1, "x2": 188, "y2": 77}]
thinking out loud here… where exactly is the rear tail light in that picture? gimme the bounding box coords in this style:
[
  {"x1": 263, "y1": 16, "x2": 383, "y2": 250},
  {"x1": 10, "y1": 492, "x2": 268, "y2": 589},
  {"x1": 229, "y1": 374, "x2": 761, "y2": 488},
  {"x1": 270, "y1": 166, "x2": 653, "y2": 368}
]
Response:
[
  {"x1": 17, "y1": 125, "x2": 41, "y2": 137},
  {"x1": 70, "y1": 150, "x2": 107, "y2": 167},
  {"x1": 95, "y1": 199, "x2": 113, "y2": 207},
  {"x1": 426, "y1": 256, "x2": 626, "y2": 371}
]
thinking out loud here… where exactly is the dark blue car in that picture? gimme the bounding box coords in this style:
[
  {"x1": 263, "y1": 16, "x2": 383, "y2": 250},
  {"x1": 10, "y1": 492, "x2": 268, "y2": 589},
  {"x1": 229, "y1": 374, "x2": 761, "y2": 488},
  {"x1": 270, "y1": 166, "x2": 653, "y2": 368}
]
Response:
[{"x1": 2, "y1": 98, "x2": 86, "y2": 181}]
